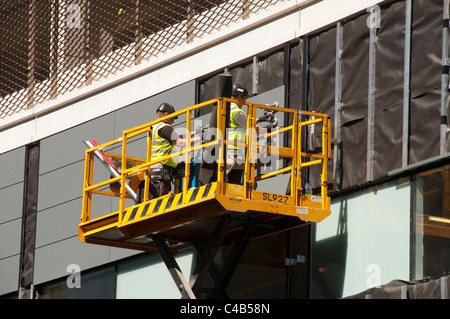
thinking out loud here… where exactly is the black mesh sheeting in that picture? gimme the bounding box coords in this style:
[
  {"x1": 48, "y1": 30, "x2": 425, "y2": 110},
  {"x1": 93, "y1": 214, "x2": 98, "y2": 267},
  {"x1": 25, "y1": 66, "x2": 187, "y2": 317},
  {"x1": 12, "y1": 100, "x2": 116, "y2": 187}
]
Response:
[
  {"x1": 409, "y1": 0, "x2": 442, "y2": 164},
  {"x1": 307, "y1": 26, "x2": 336, "y2": 189},
  {"x1": 341, "y1": 14, "x2": 369, "y2": 126},
  {"x1": 410, "y1": 0, "x2": 442, "y2": 98},
  {"x1": 345, "y1": 275, "x2": 450, "y2": 299},
  {"x1": 339, "y1": 13, "x2": 370, "y2": 189},
  {"x1": 288, "y1": 40, "x2": 304, "y2": 110},
  {"x1": 198, "y1": 61, "x2": 253, "y2": 115},
  {"x1": 409, "y1": 89, "x2": 441, "y2": 163},
  {"x1": 373, "y1": 101, "x2": 403, "y2": 179},
  {"x1": 258, "y1": 48, "x2": 284, "y2": 94},
  {"x1": 341, "y1": 118, "x2": 368, "y2": 189},
  {"x1": 228, "y1": 61, "x2": 254, "y2": 93},
  {"x1": 345, "y1": 279, "x2": 414, "y2": 299},
  {"x1": 308, "y1": 27, "x2": 336, "y2": 116},
  {"x1": 372, "y1": 1, "x2": 405, "y2": 180}
]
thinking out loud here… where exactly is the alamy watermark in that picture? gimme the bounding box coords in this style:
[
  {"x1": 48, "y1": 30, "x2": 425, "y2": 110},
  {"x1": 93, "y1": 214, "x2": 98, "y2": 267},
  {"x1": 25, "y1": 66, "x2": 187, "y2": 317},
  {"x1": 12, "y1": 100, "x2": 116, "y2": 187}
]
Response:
[
  {"x1": 66, "y1": 264, "x2": 81, "y2": 289},
  {"x1": 366, "y1": 5, "x2": 381, "y2": 29},
  {"x1": 66, "y1": 4, "x2": 82, "y2": 29},
  {"x1": 169, "y1": 119, "x2": 278, "y2": 165},
  {"x1": 366, "y1": 263, "x2": 381, "y2": 288}
]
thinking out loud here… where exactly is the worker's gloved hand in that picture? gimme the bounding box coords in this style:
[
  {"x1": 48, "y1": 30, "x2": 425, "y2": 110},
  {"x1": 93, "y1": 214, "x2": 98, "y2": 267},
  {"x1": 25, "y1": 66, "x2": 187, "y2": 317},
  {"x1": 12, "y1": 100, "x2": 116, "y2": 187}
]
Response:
[
  {"x1": 271, "y1": 117, "x2": 278, "y2": 128},
  {"x1": 262, "y1": 119, "x2": 277, "y2": 129},
  {"x1": 257, "y1": 114, "x2": 274, "y2": 123}
]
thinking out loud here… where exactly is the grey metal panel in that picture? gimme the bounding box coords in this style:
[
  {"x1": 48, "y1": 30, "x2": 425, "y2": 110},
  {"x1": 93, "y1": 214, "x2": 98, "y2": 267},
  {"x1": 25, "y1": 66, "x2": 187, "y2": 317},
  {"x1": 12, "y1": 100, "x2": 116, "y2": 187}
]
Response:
[
  {"x1": 38, "y1": 111, "x2": 117, "y2": 213},
  {"x1": 113, "y1": 81, "x2": 197, "y2": 160},
  {"x1": 0, "y1": 147, "x2": 25, "y2": 294},
  {"x1": 35, "y1": 199, "x2": 140, "y2": 284},
  {"x1": 0, "y1": 219, "x2": 22, "y2": 259},
  {"x1": 33, "y1": 236, "x2": 112, "y2": 285},
  {"x1": 108, "y1": 246, "x2": 142, "y2": 263},
  {"x1": 35, "y1": 111, "x2": 119, "y2": 286},
  {"x1": 39, "y1": 113, "x2": 116, "y2": 175},
  {"x1": 36, "y1": 196, "x2": 124, "y2": 248},
  {"x1": 37, "y1": 161, "x2": 84, "y2": 211},
  {"x1": 36, "y1": 199, "x2": 83, "y2": 248},
  {"x1": 0, "y1": 255, "x2": 20, "y2": 296},
  {"x1": 0, "y1": 219, "x2": 21, "y2": 295},
  {"x1": 114, "y1": 80, "x2": 197, "y2": 135},
  {"x1": 0, "y1": 147, "x2": 25, "y2": 188},
  {"x1": 249, "y1": 85, "x2": 286, "y2": 130},
  {"x1": 0, "y1": 182, "x2": 24, "y2": 224}
]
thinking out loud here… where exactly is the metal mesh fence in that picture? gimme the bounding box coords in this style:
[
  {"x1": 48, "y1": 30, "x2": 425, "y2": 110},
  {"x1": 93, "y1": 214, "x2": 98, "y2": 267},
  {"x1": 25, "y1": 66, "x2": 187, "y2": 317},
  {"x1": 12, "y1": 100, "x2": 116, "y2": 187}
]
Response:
[{"x1": 0, "y1": 0, "x2": 284, "y2": 119}]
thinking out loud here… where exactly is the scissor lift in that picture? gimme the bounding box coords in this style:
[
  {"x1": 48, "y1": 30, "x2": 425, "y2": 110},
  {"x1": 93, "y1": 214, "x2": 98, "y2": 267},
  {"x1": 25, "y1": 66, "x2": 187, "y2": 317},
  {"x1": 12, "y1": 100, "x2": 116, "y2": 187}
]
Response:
[{"x1": 79, "y1": 97, "x2": 331, "y2": 298}]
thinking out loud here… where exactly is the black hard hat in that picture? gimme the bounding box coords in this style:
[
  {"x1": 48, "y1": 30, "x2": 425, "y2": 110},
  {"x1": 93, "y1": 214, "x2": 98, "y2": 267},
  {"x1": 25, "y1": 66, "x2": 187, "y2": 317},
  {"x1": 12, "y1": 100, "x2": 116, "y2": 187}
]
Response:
[
  {"x1": 232, "y1": 82, "x2": 249, "y2": 97},
  {"x1": 156, "y1": 103, "x2": 177, "y2": 119}
]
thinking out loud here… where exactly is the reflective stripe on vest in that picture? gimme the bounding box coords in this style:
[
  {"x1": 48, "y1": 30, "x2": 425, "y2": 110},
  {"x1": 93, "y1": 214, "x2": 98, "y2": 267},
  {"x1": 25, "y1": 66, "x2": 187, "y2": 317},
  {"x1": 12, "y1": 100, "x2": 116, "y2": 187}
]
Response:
[
  {"x1": 151, "y1": 122, "x2": 178, "y2": 168},
  {"x1": 228, "y1": 103, "x2": 246, "y2": 151}
]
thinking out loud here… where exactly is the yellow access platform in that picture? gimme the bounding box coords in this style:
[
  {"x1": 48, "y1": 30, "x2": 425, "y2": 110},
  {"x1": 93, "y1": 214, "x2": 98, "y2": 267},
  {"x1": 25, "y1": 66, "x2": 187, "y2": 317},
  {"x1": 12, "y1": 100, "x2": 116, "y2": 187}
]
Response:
[
  {"x1": 79, "y1": 97, "x2": 331, "y2": 251},
  {"x1": 78, "y1": 97, "x2": 331, "y2": 297}
]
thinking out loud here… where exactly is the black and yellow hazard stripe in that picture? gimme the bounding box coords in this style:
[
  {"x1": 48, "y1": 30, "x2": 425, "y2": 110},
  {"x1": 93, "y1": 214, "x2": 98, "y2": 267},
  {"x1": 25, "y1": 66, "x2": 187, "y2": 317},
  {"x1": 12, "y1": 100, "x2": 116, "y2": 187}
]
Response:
[{"x1": 120, "y1": 182, "x2": 217, "y2": 225}]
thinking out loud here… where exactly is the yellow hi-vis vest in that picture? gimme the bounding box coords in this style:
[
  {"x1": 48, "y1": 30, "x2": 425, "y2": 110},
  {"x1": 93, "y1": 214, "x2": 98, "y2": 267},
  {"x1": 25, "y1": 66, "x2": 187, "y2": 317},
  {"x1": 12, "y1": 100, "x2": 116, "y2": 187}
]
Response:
[
  {"x1": 151, "y1": 122, "x2": 178, "y2": 168},
  {"x1": 228, "y1": 103, "x2": 246, "y2": 151}
]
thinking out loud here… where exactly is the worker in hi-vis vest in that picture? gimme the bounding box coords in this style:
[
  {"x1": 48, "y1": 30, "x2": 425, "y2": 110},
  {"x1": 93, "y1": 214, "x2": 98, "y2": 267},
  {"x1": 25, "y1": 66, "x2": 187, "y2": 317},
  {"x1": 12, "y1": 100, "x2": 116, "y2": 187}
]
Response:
[
  {"x1": 148, "y1": 103, "x2": 201, "y2": 198},
  {"x1": 227, "y1": 82, "x2": 274, "y2": 184}
]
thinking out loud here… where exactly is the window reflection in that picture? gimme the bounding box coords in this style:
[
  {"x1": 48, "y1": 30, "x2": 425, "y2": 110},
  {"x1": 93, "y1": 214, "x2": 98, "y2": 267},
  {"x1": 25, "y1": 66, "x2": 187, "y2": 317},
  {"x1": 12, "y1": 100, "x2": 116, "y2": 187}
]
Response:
[
  {"x1": 414, "y1": 164, "x2": 450, "y2": 280},
  {"x1": 39, "y1": 266, "x2": 115, "y2": 299}
]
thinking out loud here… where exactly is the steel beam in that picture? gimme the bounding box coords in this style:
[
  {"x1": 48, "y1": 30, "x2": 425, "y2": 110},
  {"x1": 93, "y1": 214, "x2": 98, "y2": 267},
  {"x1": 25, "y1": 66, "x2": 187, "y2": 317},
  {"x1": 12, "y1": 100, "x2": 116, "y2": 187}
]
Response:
[
  {"x1": 152, "y1": 235, "x2": 196, "y2": 299},
  {"x1": 189, "y1": 215, "x2": 232, "y2": 294},
  {"x1": 212, "y1": 219, "x2": 256, "y2": 298}
]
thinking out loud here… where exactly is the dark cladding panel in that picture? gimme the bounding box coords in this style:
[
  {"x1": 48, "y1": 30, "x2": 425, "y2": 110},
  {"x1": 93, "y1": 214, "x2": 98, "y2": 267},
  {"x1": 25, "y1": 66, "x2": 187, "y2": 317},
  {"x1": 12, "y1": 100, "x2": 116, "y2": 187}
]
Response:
[
  {"x1": 374, "y1": 1, "x2": 405, "y2": 110},
  {"x1": 308, "y1": 26, "x2": 336, "y2": 190},
  {"x1": 199, "y1": 74, "x2": 219, "y2": 103},
  {"x1": 198, "y1": 50, "x2": 284, "y2": 111},
  {"x1": 258, "y1": 49, "x2": 284, "y2": 94},
  {"x1": 339, "y1": 13, "x2": 370, "y2": 188},
  {"x1": 340, "y1": 118, "x2": 368, "y2": 189},
  {"x1": 408, "y1": 0, "x2": 442, "y2": 164},
  {"x1": 308, "y1": 27, "x2": 336, "y2": 116},
  {"x1": 410, "y1": 0, "x2": 442, "y2": 99},
  {"x1": 198, "y1": 60, "x2": 253, "y2": 115},
  {"x1": 289, "y1": 39, "x2": 304, "y2": 110},
  {"x1": 341, "y1": 13, "x2": 370, "y2": 126},
  {"x1": 374, "y1": 102, "x2": 403, "y2": 178},
  {"x1": 372, "y1": 1, "x2": 405, "y2": 180},
  {"x1": 409, "y1": 89, "x2": 441, "y2": 163},
  {"x1": 228, "y1": 61, "x2": 254, "y2": 93}
]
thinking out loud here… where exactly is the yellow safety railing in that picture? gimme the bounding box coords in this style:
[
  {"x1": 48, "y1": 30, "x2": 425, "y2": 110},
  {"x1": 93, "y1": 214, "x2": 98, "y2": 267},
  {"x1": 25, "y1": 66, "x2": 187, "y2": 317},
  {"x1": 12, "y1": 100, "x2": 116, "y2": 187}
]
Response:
[{"x1": 81, "y1": 98, "x2": 331, "y2": 224}]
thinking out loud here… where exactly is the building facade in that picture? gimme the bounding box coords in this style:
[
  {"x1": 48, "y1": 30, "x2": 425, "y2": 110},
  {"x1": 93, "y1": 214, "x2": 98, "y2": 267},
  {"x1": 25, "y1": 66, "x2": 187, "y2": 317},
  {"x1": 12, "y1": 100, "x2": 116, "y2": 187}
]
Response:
[{"x1": 0, "y1": 0, "x2": 449, "y2": 299}]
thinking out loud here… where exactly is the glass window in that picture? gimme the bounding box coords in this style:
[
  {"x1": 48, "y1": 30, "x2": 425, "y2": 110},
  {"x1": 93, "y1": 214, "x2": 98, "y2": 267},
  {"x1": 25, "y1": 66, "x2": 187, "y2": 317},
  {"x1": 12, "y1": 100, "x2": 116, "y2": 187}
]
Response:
[
  {"x1": 312, "y1": 178, "x2": 411, "y2": 298},
  {"x1": 39, "y1": 265, "x2": 115, "y2": 299},
  {"x1": 116, "y1": 250, "x2": 195, "y2": 299},
  {"x1": 413, "y1": 163, "x2": 450, "y2": 280}
]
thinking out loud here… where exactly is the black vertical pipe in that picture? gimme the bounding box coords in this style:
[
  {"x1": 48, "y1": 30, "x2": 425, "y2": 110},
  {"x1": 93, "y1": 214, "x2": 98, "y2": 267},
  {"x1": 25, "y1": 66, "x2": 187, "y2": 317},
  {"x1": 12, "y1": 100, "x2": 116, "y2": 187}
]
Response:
[
  {"x1": 18, "y1": 142, "x2": 40, "y2": 299},
  {"x1": 199, "y1": 73, "x2": 232, "y2": 184}
]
